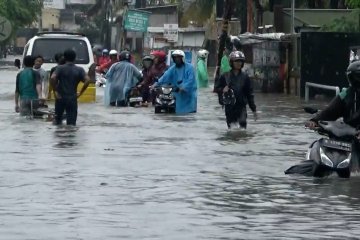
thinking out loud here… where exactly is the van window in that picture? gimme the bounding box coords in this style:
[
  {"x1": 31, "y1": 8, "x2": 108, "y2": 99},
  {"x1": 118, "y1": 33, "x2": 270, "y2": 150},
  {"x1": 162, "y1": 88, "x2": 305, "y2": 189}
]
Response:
[{"x1": 32, "y1": 38, "x2": 90, "y2": 64}]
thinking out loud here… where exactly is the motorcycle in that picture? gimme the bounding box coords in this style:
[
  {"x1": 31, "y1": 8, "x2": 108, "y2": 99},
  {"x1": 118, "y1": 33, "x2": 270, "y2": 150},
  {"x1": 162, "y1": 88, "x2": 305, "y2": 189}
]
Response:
[
  {"x1": 95, "y1": 72, "x2": 107, "y2": 87},
  {"x1": 285, "y1": 107, "x2": 360, "y2": 178},
  {"x1": 127, "y1": 87, "x2": 143, "y2": 107},
  {"x1": 154, "y1": 84, "x2": 177, "y2": 114}
]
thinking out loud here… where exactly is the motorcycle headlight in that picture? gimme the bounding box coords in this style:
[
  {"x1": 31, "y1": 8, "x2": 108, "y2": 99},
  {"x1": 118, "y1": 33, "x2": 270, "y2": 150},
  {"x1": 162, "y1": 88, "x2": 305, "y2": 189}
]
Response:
[
  {"x1": 162, "y1": 87, "x2": 172, "y2": 95},
  {"x1": 320, "y1": 147, "x2": 334, "y2": 168},
  {"x1": 337, "y1": 153, "x2": 351, "y2": 169},
  {"x1": 306, "y1": 149, "x2": 311, "y2": 160},
  {"x1": 156, "y1": 98, "x2": 162, "y2": 104},
  {"x1": 169, "y1": 100, "x2": 175, "y2": 105}
]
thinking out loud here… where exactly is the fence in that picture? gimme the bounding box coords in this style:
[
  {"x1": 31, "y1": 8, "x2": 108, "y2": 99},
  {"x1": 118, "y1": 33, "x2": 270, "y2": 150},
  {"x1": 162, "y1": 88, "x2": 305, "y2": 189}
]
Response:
[{"x1": 305, "y1": 82, "x2": 340, "y2": 102}]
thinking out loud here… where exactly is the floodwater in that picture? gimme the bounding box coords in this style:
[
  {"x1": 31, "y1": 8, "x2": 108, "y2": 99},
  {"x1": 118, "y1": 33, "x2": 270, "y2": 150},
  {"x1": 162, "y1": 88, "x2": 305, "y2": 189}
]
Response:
[{"x1": 1, "y1": 68, "x2": 360, "y2": 240}]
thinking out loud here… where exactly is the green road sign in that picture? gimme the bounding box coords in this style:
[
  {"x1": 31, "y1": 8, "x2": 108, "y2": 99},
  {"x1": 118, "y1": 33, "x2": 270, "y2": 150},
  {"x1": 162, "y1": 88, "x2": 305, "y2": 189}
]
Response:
[{"x1": 124, "y1": 10, "x2": 150, "y2": 32}]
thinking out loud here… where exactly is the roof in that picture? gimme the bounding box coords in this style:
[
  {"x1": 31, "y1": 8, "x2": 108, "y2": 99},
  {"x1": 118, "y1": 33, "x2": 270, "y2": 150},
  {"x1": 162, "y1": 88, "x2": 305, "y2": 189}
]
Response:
[
  {"x1": 147, "y1": 27, "x2": 206, "y2": 33},
  {"x1": 136, "y1": 4, "x2": 178, "y2": 11},
  {"x1": 237, "y1": 32, "x2": 287, "y2": 45}
]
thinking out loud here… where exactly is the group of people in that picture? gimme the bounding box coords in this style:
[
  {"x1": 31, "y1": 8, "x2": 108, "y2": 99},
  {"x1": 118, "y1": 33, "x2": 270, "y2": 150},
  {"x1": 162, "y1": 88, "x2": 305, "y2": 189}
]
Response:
[
  {"x1": 95, "y1": 46, "x2": 258, "y2": 128},
  {"x1": 15, "y1": 55, "x2": 50, "y2": 115},
  {"x1": 100, "y1": 49, "x2": 169, "y2": 107},
  {"x1": 15, "y1": 42, "x2": 261, "y2": 129},
  {"x1": 15, "y1": 49, "x2": 90, "y2": 126}
]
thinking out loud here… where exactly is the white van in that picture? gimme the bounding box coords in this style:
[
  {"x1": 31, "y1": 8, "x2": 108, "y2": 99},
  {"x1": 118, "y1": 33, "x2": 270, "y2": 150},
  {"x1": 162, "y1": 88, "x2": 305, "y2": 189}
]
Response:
[
  {"x1": 22, "y1": 31, "x2": 94, "y2": 71},
  {"x1": 21, "y1": 32, "x2": 96, "y2": 102}
]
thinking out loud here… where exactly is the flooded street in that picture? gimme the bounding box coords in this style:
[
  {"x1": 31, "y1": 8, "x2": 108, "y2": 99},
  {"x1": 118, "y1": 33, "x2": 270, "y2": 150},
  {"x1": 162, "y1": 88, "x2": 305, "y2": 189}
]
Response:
[{"x1": 1, "y1": 68, "x2": 360, "y2": 239}]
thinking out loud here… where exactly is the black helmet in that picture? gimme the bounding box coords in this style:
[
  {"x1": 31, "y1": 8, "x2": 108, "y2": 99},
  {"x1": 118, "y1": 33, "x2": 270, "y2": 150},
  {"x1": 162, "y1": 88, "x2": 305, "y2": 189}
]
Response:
[
  {"x1": 222, "y1": 89, "x2": 236, "y2": 105},
  {"x1": 347, "y1": 61, "x2": 360, "y2": 88},
  {"x1": 119, "y1": 51, "x2": 131, "y2": 62},
  {"x1": 229, "y1": 51, "x2": 245, "y2": 62}
]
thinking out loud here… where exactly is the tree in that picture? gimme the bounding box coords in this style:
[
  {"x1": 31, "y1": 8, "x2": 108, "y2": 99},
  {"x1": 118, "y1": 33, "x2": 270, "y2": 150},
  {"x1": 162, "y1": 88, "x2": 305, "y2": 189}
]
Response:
[
  {"x1": 0, "y1": 0, "x2": 41, "y2": 30},
  {"x1": 180, "y1": 0, "x2": 215, "y2": 26},
  {"x1": 346, "y1": 0, "x2": 360, "y2": 8},
  {"x1": 321, "y1": 8, "x2": 360, "y2": 32}
]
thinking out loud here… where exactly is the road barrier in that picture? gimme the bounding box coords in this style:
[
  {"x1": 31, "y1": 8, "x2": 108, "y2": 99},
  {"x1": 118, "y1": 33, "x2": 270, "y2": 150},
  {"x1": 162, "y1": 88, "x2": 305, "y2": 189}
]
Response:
[{"x1": 305, "y1": 82, "x2": 340, "y2": 102}]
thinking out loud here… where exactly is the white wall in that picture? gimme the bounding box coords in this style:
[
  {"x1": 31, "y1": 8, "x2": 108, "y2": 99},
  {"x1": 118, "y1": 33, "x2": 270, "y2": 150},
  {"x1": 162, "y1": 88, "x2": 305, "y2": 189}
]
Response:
[
  {"x1": 176, "y1": 32, "x2": 204, "y2": 48},
  {"x1": 66, "y1": 0, "x2": 96, "y2": 4},
  {"x1": 146, "y1": 31, "x2": 205, "y2": 49}
]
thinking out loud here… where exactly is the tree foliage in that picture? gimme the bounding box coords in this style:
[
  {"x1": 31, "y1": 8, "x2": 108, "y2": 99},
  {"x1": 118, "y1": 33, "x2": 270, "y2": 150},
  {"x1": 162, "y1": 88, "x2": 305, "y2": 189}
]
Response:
[
  {"x1": 346, "y1": 0, "x2": 360, "y2": 8},
  {"x1": 321, "y1": 8, "x2": 360, "y2": 32},
  {"x1": 0, "y1": 0, "x2": 41, "y2": 29},
  {"x1": 180, "y1": 0, "x2": 215, "y2": 26}
]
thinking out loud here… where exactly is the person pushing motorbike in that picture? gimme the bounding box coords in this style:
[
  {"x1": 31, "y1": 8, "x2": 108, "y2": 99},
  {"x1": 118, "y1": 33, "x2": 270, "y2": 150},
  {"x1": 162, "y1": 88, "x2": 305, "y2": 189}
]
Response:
[{"x1": 306, "y1": 61, "x2": 360, "y2": 129}]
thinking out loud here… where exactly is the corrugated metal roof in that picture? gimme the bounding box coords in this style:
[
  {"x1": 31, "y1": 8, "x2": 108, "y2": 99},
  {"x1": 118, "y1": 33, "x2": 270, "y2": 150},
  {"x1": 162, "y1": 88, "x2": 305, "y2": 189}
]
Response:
[{"x1": 147, "y1": 27, "x2": 205, "y2": 33}]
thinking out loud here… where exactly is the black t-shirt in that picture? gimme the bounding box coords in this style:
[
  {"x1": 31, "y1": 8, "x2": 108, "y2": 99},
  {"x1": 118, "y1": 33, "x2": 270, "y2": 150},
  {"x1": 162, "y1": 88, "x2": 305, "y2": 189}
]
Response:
[
  {"x1": 50, "y1": 66, "x2": 57, "y2": 78},
  {"x1": 55, "y1": 63, "x2": 86, "y2": 99}
]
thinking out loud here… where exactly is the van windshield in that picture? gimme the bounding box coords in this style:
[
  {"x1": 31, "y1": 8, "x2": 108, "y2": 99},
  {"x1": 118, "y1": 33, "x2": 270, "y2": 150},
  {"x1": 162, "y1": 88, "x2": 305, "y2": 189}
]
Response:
[{"x1": 32, "y1": 38, "x2": 90, "y2": 64}]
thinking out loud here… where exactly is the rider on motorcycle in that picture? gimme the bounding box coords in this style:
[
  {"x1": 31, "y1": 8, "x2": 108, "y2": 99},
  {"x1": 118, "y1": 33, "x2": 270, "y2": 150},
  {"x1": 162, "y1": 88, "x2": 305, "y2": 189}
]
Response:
[
  {"x1": 98, "y1": 49, "x2": 110, "y2": 66},
  {"x1": 137, "y1": 55, "x2": 154, "y2": 104},
  {"x1": 96, "y1": 49, "x2": 118, "y2": 73},
  {"x1": 150, "y1": 50, "x2": 168, "y2": 80},
  {"x1": 151, "y1": 50, "x2": 197, "y2": 114},
  {"x1": 105, "y1": 51, "x2": 142, "y2": 107},
  {"x1": 306, "y1": 61, "x2": 360, "y2": 129}
]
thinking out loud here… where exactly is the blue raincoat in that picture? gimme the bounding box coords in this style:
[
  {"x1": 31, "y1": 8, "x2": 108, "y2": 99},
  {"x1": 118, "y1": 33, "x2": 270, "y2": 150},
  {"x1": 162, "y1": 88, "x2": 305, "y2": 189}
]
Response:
[
  {"x1": 156, "y1": 62, "x2": 197, "y2": 114},
  {"x1": 104, "y1": 61, "x2": 142, "y2": 106}
]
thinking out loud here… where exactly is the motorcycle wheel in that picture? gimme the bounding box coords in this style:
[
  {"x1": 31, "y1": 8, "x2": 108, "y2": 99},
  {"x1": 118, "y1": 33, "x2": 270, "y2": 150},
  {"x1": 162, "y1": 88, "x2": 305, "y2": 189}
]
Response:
[
  {"x1": 155, "y1": 106, "x2": 162, "y2": 114},
  {"x1": 337, "y1": 169, "x2": 350, "y2": 178},
  {"x1": 312, "y1": 164, "x2": 332, "y2": 178},
  {"x1": 168, "y1": 107, "x2": 175, "y2": 114}
]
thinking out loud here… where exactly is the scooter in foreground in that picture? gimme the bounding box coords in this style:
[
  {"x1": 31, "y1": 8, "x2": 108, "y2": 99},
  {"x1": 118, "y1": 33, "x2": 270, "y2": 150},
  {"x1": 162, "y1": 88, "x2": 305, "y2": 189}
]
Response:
[
  {"x1": 285, "y1": 107, "x2": 360, "y2": 178},
  {"x1": 153, "y1": 84, "x2": 177, "y2": 114}
]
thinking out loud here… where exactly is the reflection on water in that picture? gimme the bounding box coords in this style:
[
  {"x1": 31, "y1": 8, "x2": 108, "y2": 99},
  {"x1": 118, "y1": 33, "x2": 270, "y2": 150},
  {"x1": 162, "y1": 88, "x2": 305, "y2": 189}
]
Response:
[
  {"x1": 53, "y1": 126, "x2": 80, "y2": 149},
  {"x1": 216, "y1": 129, "x2": 254, "y2": 143},
  {"x1": 1, "y1": 70, "x2": 360, "y2": 239}
]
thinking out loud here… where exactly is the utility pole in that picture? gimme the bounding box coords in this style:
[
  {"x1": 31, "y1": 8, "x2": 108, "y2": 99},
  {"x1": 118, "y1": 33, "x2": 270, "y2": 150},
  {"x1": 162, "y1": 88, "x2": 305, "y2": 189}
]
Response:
[
  {"x1": 291, "y1": 0, "x2": 299, "y2": 96},
  {"x1": 39, "y1": 0, "x2": 44, "y2": 32},
  {"x1": 214, "y1": 0, "x2": 235, "y2": 91},
  {"x1": 291, "y1": 0, "x2": 297, "y2": 68},
  {"x1": 101, "y1": 0, "x2": 110, "y2": 48},
  {"x1": 291, "y1": 0, "x2": 295, "y2": 34}
]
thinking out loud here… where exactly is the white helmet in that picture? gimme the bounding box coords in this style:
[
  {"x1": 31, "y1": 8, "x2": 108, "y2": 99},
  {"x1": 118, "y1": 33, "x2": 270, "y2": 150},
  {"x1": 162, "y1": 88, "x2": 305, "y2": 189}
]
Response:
[
  {"x1": 109, "y1": 50, "x2": 118, "y2": 55},
  {"x1": 171, "y1": 49, "x2": 185, "y2": 63},
  {"x1": 197, "y1": 49, "x2": 209, "y2": 59}
]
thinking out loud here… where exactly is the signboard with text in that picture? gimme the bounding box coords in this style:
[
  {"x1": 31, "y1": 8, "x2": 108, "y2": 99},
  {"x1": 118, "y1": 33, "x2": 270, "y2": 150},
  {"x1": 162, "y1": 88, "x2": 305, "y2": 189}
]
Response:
[
  {"x1": 124, "y1": 10, "x2": 150, "y2": 32},
  {"x1": 164, "y1": 24, "x2": 178, "y2": 42},
  {"x1": 43, "y1": 0, "x2": 65, "y2": 9}
]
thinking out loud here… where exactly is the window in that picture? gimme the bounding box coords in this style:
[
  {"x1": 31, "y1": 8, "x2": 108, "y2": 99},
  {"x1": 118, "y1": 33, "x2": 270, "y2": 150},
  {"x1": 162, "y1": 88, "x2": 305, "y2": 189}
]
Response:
[{"x1": 32, "y1": 38, "x2": 89, "y2": 64}]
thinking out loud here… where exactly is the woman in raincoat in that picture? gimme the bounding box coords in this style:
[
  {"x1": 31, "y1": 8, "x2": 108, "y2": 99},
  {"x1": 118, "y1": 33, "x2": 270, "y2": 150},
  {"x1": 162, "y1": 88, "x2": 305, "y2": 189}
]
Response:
[
  {"x1": 153, "y1": 50, "x2": 197, "y2": 114},
  {"x1": 196, "y1": 49, "x2": 209, "y2": 88},
  {"x1": 104, "y1": 51, "x2": 142, "y2": 107}
]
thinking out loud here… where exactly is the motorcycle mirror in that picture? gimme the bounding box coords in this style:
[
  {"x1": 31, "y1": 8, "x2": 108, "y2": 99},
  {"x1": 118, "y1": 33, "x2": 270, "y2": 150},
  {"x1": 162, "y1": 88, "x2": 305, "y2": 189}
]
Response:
[{"x1": 304, "y1": 107, "x2": 318, "y2": 114}]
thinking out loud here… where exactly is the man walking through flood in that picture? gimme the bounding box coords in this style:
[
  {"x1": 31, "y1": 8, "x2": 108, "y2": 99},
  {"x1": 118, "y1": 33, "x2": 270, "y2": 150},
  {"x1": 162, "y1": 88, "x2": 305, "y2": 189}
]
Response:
[{"x1": 50, "y1": 49, "x2": 90, "y2": 126}]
